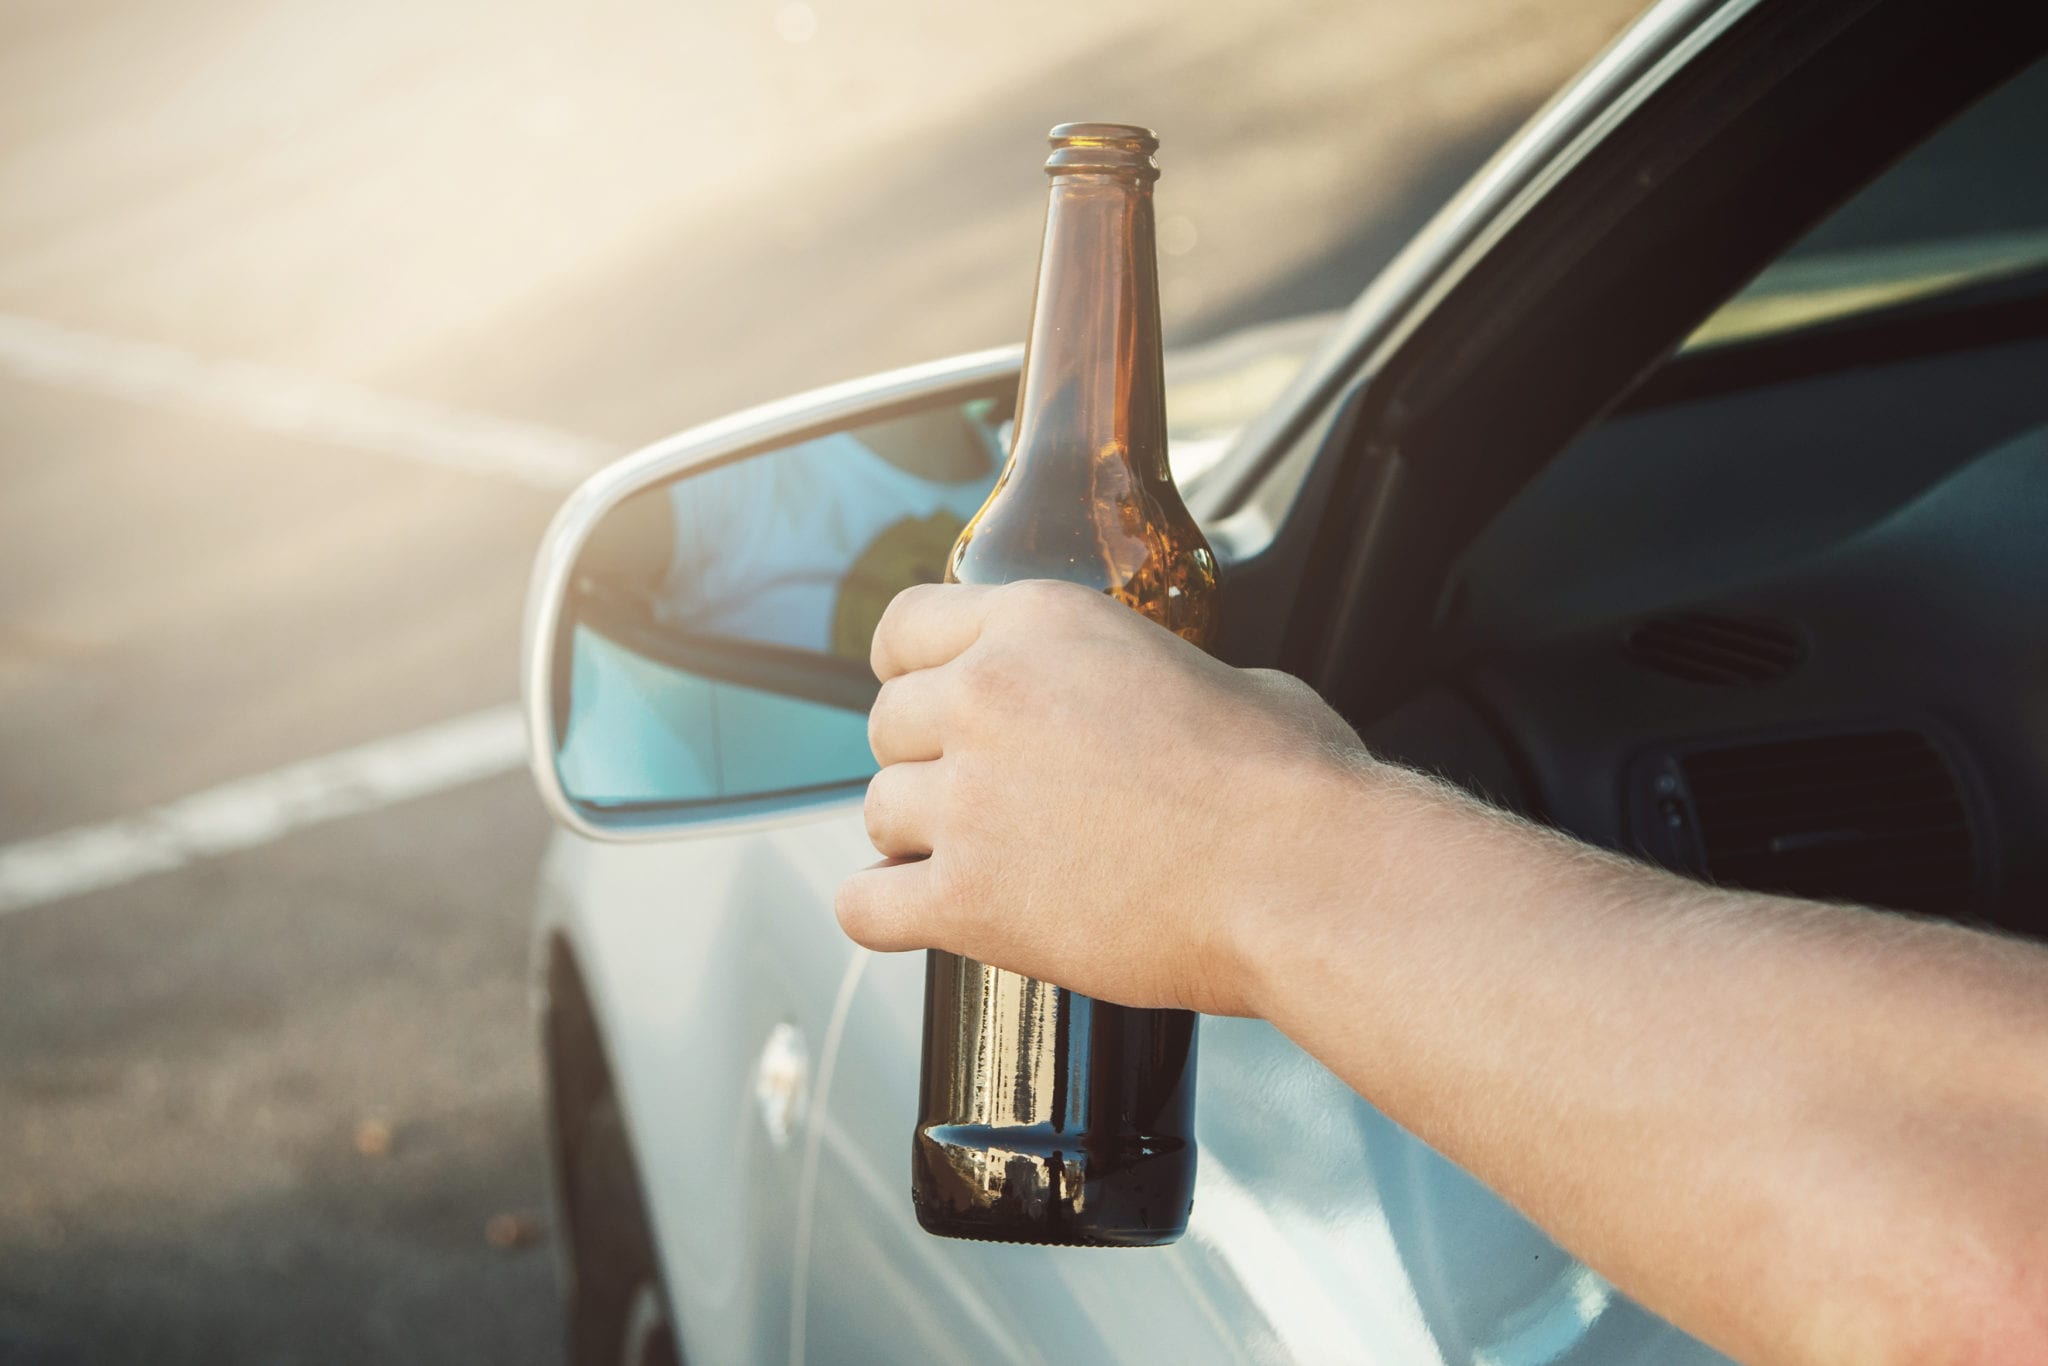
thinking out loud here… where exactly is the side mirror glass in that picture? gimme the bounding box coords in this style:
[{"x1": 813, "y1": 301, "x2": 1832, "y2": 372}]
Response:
[{"x1": 524, "y1": 353, "x2": 1018, "y2": 837}]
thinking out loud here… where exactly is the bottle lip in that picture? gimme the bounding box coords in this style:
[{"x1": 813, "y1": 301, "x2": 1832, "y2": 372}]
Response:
[{"x1": 1045, "y1": 122, "x2": 1159, "y2": 181}]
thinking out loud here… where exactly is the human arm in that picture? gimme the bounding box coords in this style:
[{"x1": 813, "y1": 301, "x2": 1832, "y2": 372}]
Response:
[{"x1": 836, "y1": 579, "x2": 2048, "y2": 1366}]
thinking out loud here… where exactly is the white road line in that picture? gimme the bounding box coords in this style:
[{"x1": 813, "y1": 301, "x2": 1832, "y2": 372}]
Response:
[
  {"x1": 0, "y1": 704, "x2": 528, "y2": 917},
  {"x1": 0, "y1": 311, "x2": 611, "y2": 491}
]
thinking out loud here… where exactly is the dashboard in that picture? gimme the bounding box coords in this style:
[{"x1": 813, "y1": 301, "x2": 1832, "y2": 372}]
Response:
[{"x1": 1364, "y1": 327, "x2": 2048, "y2": 941}]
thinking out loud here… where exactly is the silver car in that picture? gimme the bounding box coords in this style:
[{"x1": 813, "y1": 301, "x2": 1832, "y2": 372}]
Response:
[{"x1": 520, "y1": 0, "x2": 2048, "y2": 1359}]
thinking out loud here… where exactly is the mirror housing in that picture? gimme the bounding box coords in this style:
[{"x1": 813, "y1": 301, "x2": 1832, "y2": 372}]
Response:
[{"x1": 522, "y1": 347, "x2": 1022, "y2": 841}]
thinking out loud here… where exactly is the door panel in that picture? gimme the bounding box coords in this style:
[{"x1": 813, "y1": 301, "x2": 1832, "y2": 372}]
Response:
[
  {"x1": 550, "y1": 822, "x2": 860, "y2": 1364},
  {"x1": 804, "y1": 846, "x2": 1735, "y2": 1362},
  {"x1": 805, "y1": 879, "x2": 1254, "y2": 1364}
]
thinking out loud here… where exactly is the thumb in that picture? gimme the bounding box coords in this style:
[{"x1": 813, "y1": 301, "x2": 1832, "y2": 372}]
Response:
[{"x1": 836, "y1": 856, "x2": 945, "y2": 953}]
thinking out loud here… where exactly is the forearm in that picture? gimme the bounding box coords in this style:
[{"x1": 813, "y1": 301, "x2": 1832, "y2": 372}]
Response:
[
  {"x1": 846, "y1": 582, "x2": 2048, "y2": 1360},
  {"x1": 1244, "y1": 757, "x2": 2048, "y2": 1366}
]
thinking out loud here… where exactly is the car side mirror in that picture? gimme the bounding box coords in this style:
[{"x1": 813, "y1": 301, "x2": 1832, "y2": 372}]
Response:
[{"x1": 522, "y1": 349, "x2": 1021, "y2": 839}]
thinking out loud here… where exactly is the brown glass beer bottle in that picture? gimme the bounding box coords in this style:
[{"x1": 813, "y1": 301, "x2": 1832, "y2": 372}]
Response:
[{"x1": 911, "y1": 123, "x2": 1217, "y2": 1246}]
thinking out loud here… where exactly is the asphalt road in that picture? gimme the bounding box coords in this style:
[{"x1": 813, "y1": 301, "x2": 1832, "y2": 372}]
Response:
[{"x1": 0, "y1": 1, "x2": 1640, "y2": 1361}]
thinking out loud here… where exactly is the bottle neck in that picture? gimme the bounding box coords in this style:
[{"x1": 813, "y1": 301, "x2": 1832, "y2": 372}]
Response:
[{"x1": 1009, "y1": 173, "x2": 1169, "y2": 482}]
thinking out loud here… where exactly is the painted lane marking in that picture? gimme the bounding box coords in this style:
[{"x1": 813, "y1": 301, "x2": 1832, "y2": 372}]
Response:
[
  {"x1": 0, "y1": 311, "x2": 610, "y2": 491},
  {"x1": 0, "y1": 704, "x2": 527, "y2": 916}
]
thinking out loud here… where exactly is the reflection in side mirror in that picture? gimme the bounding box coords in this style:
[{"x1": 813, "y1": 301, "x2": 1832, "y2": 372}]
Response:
[{"x1": 536, "y1": 363, "x2": 1015, "y2": 833}]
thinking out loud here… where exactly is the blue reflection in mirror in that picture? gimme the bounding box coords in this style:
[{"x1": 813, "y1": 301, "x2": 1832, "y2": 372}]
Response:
[{"x1": 556, "y1": 396, "x2": 1007, "y2": 817}]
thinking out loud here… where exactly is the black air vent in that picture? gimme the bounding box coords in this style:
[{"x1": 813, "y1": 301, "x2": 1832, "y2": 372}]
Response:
[
  {"x1": 1680, "y1": 730, "x2": 1977, "y2": 916},
  {"x1": 1625, "y1": 612, "x2": 1803, "y2": 686}
]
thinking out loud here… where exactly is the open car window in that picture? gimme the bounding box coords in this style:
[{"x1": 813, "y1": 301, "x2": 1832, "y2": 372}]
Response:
[{"x1": 1686, "y1": 53, "x2": 2048, "y2": 350}]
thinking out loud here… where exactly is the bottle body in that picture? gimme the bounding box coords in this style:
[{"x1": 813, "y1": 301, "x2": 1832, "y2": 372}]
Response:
[
  {"x1": 912, "y1": 123, "x2": 1216, "y2": 1247},
  {"x1": 913, "y1": 957, "x2": 1198, "y2": 1245}
]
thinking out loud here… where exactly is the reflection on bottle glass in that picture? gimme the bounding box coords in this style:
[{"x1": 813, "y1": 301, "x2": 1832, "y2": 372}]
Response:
[{"x1": 914, "y1": 122, "x2": 1216, "y2": 1247}]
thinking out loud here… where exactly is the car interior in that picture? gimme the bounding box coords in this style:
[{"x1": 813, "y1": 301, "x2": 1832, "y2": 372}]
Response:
[{"x1": 1354, "y1": 53, "x2": 2048, "y2": 942}]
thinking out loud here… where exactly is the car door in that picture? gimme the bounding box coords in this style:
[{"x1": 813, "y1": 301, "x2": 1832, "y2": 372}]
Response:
[{"x1": 816, "y1": 954, "x2": 1738, "y2": 1363}]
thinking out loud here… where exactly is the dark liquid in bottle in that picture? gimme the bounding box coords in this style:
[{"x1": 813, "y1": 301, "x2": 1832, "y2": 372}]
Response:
[{"x1": 914, "y1": 957, "x2": 1197, "y2": 1245}]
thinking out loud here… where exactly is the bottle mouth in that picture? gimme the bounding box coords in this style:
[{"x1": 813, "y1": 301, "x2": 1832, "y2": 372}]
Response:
[{"x1": 1045, "y1": 122, "x2": 1159, "y2": 181}]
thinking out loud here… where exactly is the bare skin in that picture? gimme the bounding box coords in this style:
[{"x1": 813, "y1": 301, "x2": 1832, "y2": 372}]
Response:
[{"x1": 837, "y1": 579, "x2": 2048, "y2": 1366}]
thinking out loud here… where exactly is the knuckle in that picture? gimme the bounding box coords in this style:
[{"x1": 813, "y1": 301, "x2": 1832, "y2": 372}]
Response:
[
  {"x1": 862, "y1": 770, "x2": 896, "y2": 842},
  {"x1": 866, "y1": 679, "x2": 896, "y2": 755},
  {"x1": 871, "y1": 582, "x2": 935, "y2": 665},
  {"x1": 998, "y1": 577, "x2": 1080, "y2": 623},
  {"x1": 870, "y1": 589, "x2": 904, "y2": 640},
  {"x1": 889, "y1": 580, "x2": 944, "y2": 616},
  {"x1": 955, "y1": 644, "x2": 1018, "y2": 706}
]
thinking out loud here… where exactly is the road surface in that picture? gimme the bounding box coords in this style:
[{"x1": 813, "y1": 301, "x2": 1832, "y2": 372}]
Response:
[{"x1": 0, "y1": 1, "x2": 1641, "y2": 1360}]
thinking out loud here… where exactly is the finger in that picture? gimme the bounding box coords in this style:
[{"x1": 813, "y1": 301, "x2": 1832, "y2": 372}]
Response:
[
  {"x1": 863, "y1": 760, "x2": 946, "y2": 859},
  {"x1": 836, "y1": 856, "x2": 944, "y2": 953},
  {"x1": 870, "y1": 582, "x2": 1003, "y2": 682},
  {"x1": 868, "y1": 670, "x2": 948, "y2": 765}
]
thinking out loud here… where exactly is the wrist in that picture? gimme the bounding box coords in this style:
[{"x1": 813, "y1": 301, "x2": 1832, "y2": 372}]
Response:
[{"x1": 1219, "y1": 740, "x2": 1403, "y2": 1023}]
